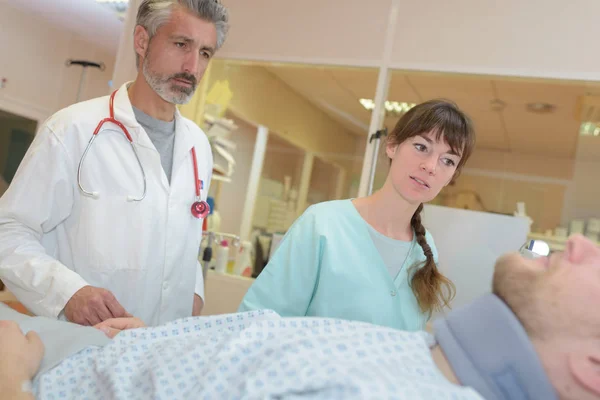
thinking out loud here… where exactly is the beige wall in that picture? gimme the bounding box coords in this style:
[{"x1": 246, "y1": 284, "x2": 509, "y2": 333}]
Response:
[
  {"x1": 206, "y1": 61, "x2": 358, "y2": 160},
  {"x1": 466, "y1": 149, "x2": 574, "y2": 180},
  {"x1": 260, "y1": 135, "x2": 306, "y2": 190},
  {"x1": 0, "y1": 4, "x2": 115, "y2": 122},
  {"x1": 450, "y1": 149, "x2": 573, "y2": 232},
  {"x1": 561, "y1": 160, "x2": 600, "y2": 225},
  {"x1": 308, "y1": 156, "x2": 341, "y2": 204},
  {"x1": 561, "y1": 136, "x2": 600, "y2": 226},
  {"x1": 436, "y1": 174, "x2": 566, "y2": 233}
]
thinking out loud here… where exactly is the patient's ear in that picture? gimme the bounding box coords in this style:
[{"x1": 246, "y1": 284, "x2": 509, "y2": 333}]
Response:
[{"x1": 568, "y1": 352, "x2": 600, "y2": 395}]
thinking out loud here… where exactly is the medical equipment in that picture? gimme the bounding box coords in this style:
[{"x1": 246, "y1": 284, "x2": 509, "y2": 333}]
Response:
[
  {"x1": 77, "y1": 90, "x2": 210, "y2": 219},
  {"x1": 214, "y1": 240, "x2": 229, "y2": 273},
  {"x1": 233, "y1": 240, "x2": 253, "y2": 276},
  {"x1": 520, "y1": 239, "x2": 550, "y2": 259},
  {"x1": 201, "y1": 231, "x2": 240, "y2": 281}
]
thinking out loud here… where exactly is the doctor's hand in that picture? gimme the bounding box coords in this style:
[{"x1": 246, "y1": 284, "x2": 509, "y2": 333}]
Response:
[
  {"x1": 64, "y1": 285, "x2": 131, "y2": 326},
  {"x1": 192, "y1": 293, "x2": 204, "y2": 316},
  {"x1": 94, "y1": 317, "x2": 146, "y2": 339}
]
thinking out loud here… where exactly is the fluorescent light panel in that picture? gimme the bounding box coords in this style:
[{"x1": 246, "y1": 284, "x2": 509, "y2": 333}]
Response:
[
  {"x1": 359, "y1": 98, "x2": 416, "y2": 116},
  {"x1": 580, "y1": 122, "x2": 600, "y2": 137}
]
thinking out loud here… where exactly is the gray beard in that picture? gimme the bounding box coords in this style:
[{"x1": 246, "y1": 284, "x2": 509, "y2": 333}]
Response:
[{"x1": 142, "y1": 60, "x2": 196, "y2": 105}]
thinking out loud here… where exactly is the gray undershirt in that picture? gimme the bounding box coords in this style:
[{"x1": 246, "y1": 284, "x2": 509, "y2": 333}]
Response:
[
  {"x1": 366, "y1": 224, "x2": 411, "y2": 280},
  {"x1": 132, "y1": 106, "x2": 176, "y2": 183}
]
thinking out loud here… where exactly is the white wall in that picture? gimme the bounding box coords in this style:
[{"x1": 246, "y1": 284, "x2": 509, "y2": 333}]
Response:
[
  {"x1": 219, "y1": 0, "x2": 390, "y2": 66},
  {"x1": 112, "y1": 0, "x2": 141, "y2": 90},
  {"x1": 391, "y1": 0, "x2": 600, "y2": 80},
  {"x1": 220, "y1": 0, "x2": 600, "y2": 82},
  {"x1": 0, "y1": 4, "x2": 116, "y2": 123},
  {"x1": 422, "y1": 204, "x2": 531, "y2": 315}
]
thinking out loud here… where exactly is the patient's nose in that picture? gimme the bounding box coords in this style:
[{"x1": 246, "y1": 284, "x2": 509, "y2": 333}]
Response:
[{"x1": 565, "y1": 234, "x2": 600, "y2": 264}]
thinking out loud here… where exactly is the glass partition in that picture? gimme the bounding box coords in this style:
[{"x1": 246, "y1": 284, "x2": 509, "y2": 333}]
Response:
[
  {"x1": 251, "y1": 134, "x2": 306, "y2": 235},
  {"x1": 200, "y1": 59, "x2": 378, "y2": 238},
  {"x1": 306, "y1": 155, "x2": 344, "y2": 207}
]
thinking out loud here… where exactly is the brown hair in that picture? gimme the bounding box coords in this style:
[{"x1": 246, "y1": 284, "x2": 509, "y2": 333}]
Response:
[{"x1": 388, "y1": 99, "x2": 476, "y2": 315}]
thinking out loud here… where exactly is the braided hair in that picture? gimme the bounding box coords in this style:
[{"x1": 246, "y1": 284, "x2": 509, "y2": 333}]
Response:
[{"x1": 409, "y1": 203, "x2": 455, "y2": 314}]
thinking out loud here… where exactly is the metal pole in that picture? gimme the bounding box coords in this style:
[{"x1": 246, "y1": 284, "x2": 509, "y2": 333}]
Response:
[
  {"x1": 357, "y1": 0, "x2": 401, "y2": 197},
  {"x1": 65, "y1": 60, "x2": 105, "y2": 103},
  {"x1": 75, "y1": 67, "x2": 88, "y2": 103}
]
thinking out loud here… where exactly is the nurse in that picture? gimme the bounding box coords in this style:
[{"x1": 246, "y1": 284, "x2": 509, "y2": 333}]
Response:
[
  {"x1": 0, "y1": 0, "x2": 229, "y2": 327},
  {"x1": 239, "y1": 99, "x2": 476, "y2": 330}
]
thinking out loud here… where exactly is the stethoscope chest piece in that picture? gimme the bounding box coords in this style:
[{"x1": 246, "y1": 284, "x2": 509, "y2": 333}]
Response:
[{"x1": 191, "y1": 200, "x2": 210, "y2": 219}]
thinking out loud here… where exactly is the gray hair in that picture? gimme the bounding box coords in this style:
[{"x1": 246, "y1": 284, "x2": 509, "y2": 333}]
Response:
[{"x1": 135, "y1": 0, "x2": 229, "y2": 66}]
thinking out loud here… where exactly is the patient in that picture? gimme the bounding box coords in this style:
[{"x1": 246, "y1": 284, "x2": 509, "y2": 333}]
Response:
[{"x1": 0, "y1": 234, "x2": 597, "y2": 399}]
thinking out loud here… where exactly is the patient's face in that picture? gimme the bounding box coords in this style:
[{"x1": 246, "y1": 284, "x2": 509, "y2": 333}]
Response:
[{"x1": 492, "y1": 234, "x2": 600, "y2": 339}]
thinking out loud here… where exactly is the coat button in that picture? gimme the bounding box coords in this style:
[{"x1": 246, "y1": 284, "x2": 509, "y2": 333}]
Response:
[{"x1": 390, "y1": 290, "x2": 397, "y2": 297}]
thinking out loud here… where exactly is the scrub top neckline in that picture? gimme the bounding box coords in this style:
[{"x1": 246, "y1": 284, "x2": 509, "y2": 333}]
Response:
[
  {"x1": 347, "y1": 198, "x2": 416, "y2": 244},
  {"x1": 342, "y1": 199, "x2": 417, "y2": 287}
]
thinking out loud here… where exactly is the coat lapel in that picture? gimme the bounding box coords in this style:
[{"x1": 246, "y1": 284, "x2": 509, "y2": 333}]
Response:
[{"x1": 171, "y1": 109, "x2": 201, "y2": 179}]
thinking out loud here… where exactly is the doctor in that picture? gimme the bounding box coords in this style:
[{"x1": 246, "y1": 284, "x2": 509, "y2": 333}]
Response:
[{"x1": 0, "y1": 0, "x2": 229, "y2": 327}]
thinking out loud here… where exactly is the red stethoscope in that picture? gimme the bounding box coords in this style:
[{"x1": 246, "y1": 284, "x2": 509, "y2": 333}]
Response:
[{"x1": 77, "y1": 90, "x2": 211, "y2": 219}]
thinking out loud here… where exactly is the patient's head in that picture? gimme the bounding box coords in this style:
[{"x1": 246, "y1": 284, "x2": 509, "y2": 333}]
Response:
[{"x1": 493, "y1": 234, "x2": 600, "y2": 400}]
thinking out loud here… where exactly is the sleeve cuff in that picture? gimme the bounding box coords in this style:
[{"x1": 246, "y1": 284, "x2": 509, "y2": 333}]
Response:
[{"x1": 51, "y1": 274, "x2": 90, "y2": 318}]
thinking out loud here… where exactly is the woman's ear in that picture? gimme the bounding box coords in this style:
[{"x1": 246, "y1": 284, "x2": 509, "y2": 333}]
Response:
[
  {"x1": 386, "y1": 142, "x2": 398, "y2": 159},
  {"x1": 568, "y1": 352, "x2": 600, "y2": 395}
]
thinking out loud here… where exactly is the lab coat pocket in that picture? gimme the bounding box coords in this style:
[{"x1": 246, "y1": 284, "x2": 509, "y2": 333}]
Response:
[{"x1": 76, "y1": 195, "x2": 159, "y2": 272}]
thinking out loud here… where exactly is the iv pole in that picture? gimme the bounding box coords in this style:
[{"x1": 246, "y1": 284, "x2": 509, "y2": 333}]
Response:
[
  {"x1": 65, "y1": 59, "x2": 105, "y2": 103},
  {"x1": 367, "y1": 127, "x2": 388, "y2": 195}
]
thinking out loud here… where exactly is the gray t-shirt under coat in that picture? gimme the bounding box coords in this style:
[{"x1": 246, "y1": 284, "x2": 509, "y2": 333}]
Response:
[{"x1": 132, "y1": 106, "x2": 176, "y2": 183}]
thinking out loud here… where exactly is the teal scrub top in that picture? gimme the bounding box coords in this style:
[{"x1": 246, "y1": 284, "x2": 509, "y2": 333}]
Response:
[{"x1": 238, "y1": 199, "x2": 439, "y2": 331}]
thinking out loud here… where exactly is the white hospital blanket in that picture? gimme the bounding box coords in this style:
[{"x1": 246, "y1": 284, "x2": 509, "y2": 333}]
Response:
[{"x1": 35, "y1": 310, "x2": 483, "y2": 399}]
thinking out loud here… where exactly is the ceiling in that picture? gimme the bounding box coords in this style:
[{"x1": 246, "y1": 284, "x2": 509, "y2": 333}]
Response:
[
  {"x1": 3, "y1": 0, "x2": 123, "y2": 53},
  {"x1": 265, "y1": 65, "x2": 600, "y2": 161}
]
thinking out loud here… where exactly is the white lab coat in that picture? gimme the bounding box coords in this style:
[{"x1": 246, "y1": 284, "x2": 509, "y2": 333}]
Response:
[{"x1": 0, "y1": 83, "x2": 212, "y2": 326}]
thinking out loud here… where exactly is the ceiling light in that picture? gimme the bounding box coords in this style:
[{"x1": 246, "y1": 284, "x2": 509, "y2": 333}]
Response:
[
  {"x1": 579, "y1": 122, "x2": 600, "y2": 137},
  {"x1": 490, "y1": 99, "x2": 506, "y2": 112},
  {"x1": 359, "y1": 98, "x2": 375, "y2": 110},
  {"x1": 96, "y1": 0, "x2": 129, "y2": 20},
  {"x1": 526, "y1": 102, "x2": 555, "y2": 114},
  {"x1": 359, "y1": 99, "x2": 416, "y2": 117}
]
